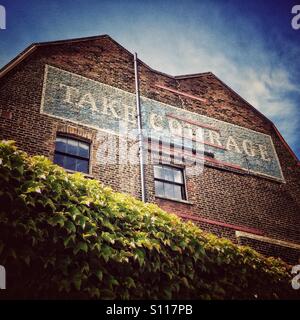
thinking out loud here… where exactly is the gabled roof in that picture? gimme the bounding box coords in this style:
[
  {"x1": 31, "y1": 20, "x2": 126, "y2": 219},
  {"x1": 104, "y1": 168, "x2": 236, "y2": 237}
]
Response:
[
  {"x1": 0, "y1": 34, "x2": 211, "y2": 81},
  {"x1": 0, "y1": 34, "x2": 299, "y2": 164}
]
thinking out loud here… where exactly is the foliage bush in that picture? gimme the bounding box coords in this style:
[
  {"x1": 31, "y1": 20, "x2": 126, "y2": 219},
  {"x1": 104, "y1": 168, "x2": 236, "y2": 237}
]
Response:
[{"x1": 0, "y1": 140, "x2": 296, "y2": 299}]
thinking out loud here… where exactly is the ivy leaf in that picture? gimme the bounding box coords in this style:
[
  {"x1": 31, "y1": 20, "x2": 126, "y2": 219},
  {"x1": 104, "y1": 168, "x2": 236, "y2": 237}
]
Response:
[
  {"x1": 124, "y1": 277, "x2": 136, "y2": 289},
  {"x1": 64, "y1": 220, "x2": 76, "y2": 234},
  {"x1": 77, "y1": 216, "x2": 87, "y2": 230},
  {"x1": 102, "y1": 231, "x2": 115, "y2": 244},
  {"x1": 24, "y1": 181, "x2": 43, "y2": 194},
  {"x1": 181, "y1": 277, "x2": 189, "y2": 288},
  {"x1": 73, "y1": 275, "x2": 82, "y2": 291},
  {"x1": 74, "y1": 242, "x2": 88, "y2": 255},
  {"x1": 134, "y1": 248, "x2": 145, "y2": 266},
  {"x1": 45, "y1": 198, "x2": 56, "y2": 210},
  {"x1": 64, "y1": 234, "x2": 76, "y2": 248},
  {"x1": 95, "y1": 270, "x2": 103, "y2": 281},
  {"x1": 101, "y1": 244, "x2": 113, "y2": 262},
  {"x1": 70, "y1": 206, "x2": 81, "y2": 220},
  {"x1": 48, "y1": 215, "x2": 65, "y2": 228},
  {"x1": 109, "y1": 277, "x2": 119, "y2": 287}
]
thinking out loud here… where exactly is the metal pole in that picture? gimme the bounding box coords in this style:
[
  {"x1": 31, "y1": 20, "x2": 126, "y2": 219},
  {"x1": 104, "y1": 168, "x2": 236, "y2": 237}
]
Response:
[{"x1": 134, "y1": 52, "x2": 146, "y2": 202}]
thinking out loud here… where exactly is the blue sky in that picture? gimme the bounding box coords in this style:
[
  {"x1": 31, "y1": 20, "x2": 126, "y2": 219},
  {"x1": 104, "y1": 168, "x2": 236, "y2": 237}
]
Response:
[{"x1": 0, "y1": 0, "x2": 299, "y2": 159}]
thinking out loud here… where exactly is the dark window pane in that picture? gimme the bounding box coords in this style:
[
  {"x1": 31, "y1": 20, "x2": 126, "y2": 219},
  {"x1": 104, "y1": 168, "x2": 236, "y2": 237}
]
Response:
[
  {"x1": 55, "y1": 137, "x2": 67, "y2": 153},
  {"x1": 66, "y1": 138, "x2": 79, "y2": 156},
  {"x1": 173, "y1": 168, "x2": 183, "y2": 183},
  {"x1": 55, "y1": 135, "x2": 90, "y2": 174},
  {"x1": 163, "y1": 167, "x2": 174, "y2": 182},
  {"x1": 76, "y1": 159, "x2": 89, "y2": 173},
  {"x1": 78, "y1": 141, "x2": 89, "y2": 158},
  {"x1": 154, "y1": 165, "x2": 164, "y2": 179},
  {"x1": 173, "y1": 184, "x2": 183, "y2": 200},
  {"x1": 65, "y1": 156, "x2": 76, "y2": 171},
  {"x1": 154, "y1": 180, "x2": 164, "y2": 197},
  {"x1": 54, "y1": 153, "x2": 65, "y2": 167},
  {"x1": 164, "y1": 182, "x2": 174, "y2": 199},
  {"x1": 154, "y1": 165, "x2": 186, "y2": 201}
]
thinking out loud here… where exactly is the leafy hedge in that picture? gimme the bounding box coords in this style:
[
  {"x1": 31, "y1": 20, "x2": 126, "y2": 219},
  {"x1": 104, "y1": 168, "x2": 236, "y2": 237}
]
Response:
[{"x1": 0, "y1": 140, "x2": 296, "y2": 299}]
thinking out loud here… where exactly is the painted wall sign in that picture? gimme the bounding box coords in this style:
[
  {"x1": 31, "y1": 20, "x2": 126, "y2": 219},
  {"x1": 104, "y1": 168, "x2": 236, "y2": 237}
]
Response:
[{"x1": 41, "y1": 65, "x2": 284, "y2": 181}]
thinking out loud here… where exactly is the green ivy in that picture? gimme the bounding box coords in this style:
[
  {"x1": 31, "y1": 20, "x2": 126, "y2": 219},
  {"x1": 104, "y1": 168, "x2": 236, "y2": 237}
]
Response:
[{"x1": 0, "y1": 140, "x2": 297, "y2": 299}]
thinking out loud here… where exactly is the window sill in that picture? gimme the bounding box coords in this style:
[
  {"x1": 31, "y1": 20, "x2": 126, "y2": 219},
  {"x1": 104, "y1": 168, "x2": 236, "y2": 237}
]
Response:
[
  {"x1": 65, "y1": 169, "x2": 94, "y2": 179},
  {"x1": 155, "y1": 196, "x2": 193, "y2": 205}
]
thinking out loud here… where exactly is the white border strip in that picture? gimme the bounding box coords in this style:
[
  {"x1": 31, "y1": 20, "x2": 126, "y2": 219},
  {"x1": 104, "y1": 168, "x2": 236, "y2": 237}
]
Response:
[{"x1": 236, "y1": 231, "x2": 300, "y2": 250}]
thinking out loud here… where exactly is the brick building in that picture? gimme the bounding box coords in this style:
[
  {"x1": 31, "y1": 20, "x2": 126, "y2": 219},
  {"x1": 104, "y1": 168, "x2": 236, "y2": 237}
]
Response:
[{"x1": 0, "y1": 35, "x2": 299, "y2": 264}]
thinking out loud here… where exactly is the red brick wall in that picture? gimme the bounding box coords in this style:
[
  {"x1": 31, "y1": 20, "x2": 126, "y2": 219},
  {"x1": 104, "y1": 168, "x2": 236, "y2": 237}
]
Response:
[{"x1": 0, "y1": 35, "x2": 299, "y2": 263}]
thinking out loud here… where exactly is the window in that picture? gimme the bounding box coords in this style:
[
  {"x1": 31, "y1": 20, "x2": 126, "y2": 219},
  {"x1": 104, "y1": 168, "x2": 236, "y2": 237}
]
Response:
[
  {"x1": 154, "y1": 164, "x2": 186, "y2": 201},
  {"x1": 54, "y1": 135, "x2": 90, "y2": 174}
]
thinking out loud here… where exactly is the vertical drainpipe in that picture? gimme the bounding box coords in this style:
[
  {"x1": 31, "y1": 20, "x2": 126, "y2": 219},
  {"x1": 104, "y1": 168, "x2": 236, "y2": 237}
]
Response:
[{"x1": 134, "y1": 52, "x2": 146, "y2": 202}]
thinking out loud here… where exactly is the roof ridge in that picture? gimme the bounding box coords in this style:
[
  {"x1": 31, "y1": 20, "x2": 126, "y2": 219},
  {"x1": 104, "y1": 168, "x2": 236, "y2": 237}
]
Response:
[
  {"x1": 32, "y1": 34, "x2": 111, "y2": 46},
  {"x1": 175, "y1": 72, "x2": 213, "y2": 79},
  {"x1": 0, "y1": 34, "x2": 213, "y2": 81}
]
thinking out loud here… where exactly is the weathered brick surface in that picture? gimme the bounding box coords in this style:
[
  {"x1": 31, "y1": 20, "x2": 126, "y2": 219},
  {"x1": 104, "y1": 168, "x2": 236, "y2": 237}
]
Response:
[{"x1": 0, "y1": 35, "x2": 299, "y2": 264}]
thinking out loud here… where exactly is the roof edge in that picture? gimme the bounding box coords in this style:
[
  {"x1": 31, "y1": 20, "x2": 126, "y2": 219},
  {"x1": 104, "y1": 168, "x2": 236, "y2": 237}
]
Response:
[
  {"x1": 0, "y1": 34, "x2": 211, "y2": 81},
  {"x1": 272, "y1": 124, "x2": 300, "y2": 165},
  {"x1": 0, "y1": 35, "x2": 113, "y2": 79},
  {"x1": 208, "y1": 73, "x2": 299, "y2": 164},
  {"x1": 0, "y1": 44, "x2": 37, "y2": 79}
]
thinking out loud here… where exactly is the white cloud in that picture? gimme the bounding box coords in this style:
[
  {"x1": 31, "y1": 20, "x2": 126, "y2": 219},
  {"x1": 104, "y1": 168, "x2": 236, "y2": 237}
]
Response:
[{"x1": 114, "y1": 16, "x2": 299, "y2": 153}]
